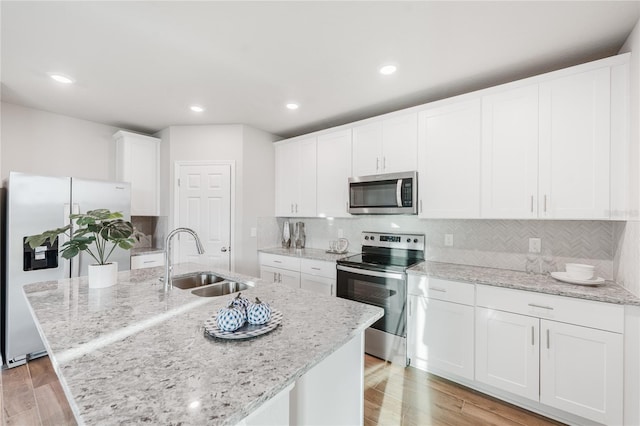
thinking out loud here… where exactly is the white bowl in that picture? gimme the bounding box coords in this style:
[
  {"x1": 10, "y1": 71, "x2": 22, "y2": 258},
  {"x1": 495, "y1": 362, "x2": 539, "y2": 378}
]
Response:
[{"x1": 565, "y1": 263, "x2": 595, "y2": 280}]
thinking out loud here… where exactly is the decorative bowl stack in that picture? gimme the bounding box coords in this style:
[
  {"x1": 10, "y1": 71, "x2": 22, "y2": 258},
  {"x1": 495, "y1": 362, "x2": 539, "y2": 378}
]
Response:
[{"x1": 204, "y1": 293, "x2": 282, "y2": 340}]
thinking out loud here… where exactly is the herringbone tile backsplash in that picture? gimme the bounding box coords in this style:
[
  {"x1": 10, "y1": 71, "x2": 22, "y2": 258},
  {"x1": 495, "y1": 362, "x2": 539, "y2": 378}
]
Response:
[{"x1": 259, "y1": 217, "x2": 614, "y2": 279}]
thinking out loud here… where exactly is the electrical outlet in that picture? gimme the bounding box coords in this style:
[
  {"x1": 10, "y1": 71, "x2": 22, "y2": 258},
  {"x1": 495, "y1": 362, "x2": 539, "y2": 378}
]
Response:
[
  {"x1": 337, "y1": 229, "x2": 344, "y2": 238},
  {"x1": 529, "y1": 238, "x2": 541, "y2": 253},
  {"x1": 444, "y1": 234, "x2": 453, "y2": 247}
]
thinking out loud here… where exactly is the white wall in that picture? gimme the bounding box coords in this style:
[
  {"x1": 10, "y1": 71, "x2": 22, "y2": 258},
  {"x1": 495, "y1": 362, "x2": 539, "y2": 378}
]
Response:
[
  {"x1": 239, "y1": 126, "x2": 277, "y2": 275},
  {"x1": 615, "y1": 21, "x2": 640, "y2": 297},
  {"x1": 163, "y1": 124, "x2": 275, "y2": 276},
  {"x1": 0, "y1": 102, "x2": 118, "y2": 183}
]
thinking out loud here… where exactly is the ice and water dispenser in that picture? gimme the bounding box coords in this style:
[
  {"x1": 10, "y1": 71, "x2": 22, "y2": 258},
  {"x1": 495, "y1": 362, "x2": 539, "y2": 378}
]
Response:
[{"x1": 23, "y1": 237, "x2": 59, "y2": 271}]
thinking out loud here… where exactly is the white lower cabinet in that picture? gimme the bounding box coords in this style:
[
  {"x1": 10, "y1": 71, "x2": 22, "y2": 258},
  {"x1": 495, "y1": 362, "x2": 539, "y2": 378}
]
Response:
[
  {"x1": 540, "y1": 320, "x2": 623, "y2": 425},
  {"x1": 407, "y1": 275, "x2": 475, "y2": 380},
  {"x1": 475, "y1": 285, "x2": 623, "y2": 425},
  {"x1": 130, "y1": 252, "x2": 164, "y2": 270},
  {"x1": 260, "y1": 265, "x2": 300, "y2": 290},
  {"x1": 408, "y1": 277, "x2": 625, "y2": 425},
  {"x1": 259, "y1": 253, "x2": 336, "y2": 296},
  {"x1": 475, "y1": 308, "x2": 540, "y2": 400}
]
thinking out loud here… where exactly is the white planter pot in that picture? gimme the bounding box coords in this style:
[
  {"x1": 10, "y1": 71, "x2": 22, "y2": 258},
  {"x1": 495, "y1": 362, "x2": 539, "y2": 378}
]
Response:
[{"x1": 88, "y1": 262, "x2": 118, "y2": 289}]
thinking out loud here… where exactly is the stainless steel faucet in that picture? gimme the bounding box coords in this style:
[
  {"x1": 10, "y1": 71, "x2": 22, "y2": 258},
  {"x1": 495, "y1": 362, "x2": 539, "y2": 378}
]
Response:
[{"x1": 164, "y1": 227, "x2": 205, "y2": 291}]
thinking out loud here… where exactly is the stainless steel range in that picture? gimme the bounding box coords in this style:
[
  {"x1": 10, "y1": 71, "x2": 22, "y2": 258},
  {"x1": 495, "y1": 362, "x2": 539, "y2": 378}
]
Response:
[{"x1": 336, "y1": 232, "x2": 425, "y2": 365}]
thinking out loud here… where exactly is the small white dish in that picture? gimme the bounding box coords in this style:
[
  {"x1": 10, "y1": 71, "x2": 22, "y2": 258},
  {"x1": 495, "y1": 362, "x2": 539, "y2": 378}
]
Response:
[
  {"x1": 551, "y1": 271, "x2": 605, "y2": 286},
  {"x1": 565, "y1": 263, "x2": 595, "y2": 280}
]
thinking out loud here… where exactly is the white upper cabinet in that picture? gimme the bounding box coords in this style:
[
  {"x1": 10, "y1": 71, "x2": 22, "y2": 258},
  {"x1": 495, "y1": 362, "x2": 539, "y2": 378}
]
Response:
[
  {"x1": 352, "y1": 113, "x2": 418, "y2": 176},
  {"x1": 317, "y1": 129, "x2": 352, "y2": 218},
  {"x1": 418, "y1": 99, "x2": 481, "y2": 218},
  {"x1": 539, "y1": 67, "x2": 611, "y2": 219},
  {"x1": 113, "y1": 130, "x2": 160, "y2": 216},
  {"x1": 275, "y1": 137, "x2": 317, "y2": 217},
  {"x1": 481, "y1": 85, "x2": 539, "y2": 219}
]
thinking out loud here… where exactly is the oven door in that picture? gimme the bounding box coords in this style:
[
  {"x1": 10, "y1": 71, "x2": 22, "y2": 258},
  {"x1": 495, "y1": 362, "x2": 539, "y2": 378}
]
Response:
[{"x1": 336, "y1": 265, "x2": 406, "y2": 337}]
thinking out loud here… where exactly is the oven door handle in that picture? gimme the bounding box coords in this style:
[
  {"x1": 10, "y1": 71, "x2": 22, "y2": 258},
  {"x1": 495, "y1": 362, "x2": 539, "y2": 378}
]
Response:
[
  {"x1": 337, "y1": 264, "x2": 404, "y2": 281},
  {"x1": 396, "y1": 179, "x2": 403, "y2": 207}
]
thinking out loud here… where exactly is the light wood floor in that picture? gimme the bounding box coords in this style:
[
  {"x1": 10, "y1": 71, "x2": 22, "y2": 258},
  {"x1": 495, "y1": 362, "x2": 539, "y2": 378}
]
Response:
[
  {"x1": 1, "y1": 357, "x2": 75, "y2": 426},
  {"x1": 1, "y1": 355, "x2": 564, "y2": 425},
  {"x1": 364, "y1": 354, "x2": 565, "y2": 426}
]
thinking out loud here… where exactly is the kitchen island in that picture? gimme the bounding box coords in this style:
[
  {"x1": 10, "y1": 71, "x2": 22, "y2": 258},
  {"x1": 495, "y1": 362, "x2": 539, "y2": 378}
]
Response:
[{"x1": 23, "y1": 263, "x2": 383, "y2": 425}]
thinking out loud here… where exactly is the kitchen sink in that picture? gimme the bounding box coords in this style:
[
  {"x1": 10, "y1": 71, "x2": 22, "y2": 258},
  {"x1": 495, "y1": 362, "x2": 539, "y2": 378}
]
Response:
[
  {"x1": 171, "y1": 272, "x2": 225, "y2": 290},
  {"x1": 191, "y1": 281, "x2": 250, "y2": 297}
]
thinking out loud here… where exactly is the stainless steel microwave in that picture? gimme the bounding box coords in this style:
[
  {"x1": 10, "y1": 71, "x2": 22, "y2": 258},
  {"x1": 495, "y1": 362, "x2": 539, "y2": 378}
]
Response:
[{"x1": 348, "y1": 171, "x2": 418, "y2": 215}]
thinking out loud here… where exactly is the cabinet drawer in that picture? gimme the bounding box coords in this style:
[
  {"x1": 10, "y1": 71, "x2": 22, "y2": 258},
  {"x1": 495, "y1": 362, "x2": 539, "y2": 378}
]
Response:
[
  {"x1": 300, "y1": 259, "x2": 335, "y2": 279},
  {"x1": 408, "y1": 275, "x2": 475, "y2": 306},
  {"x1": 131, "y1": 252, "x2": 164, "y2": 270},
  {"x1": 476, "y1": 285, "x2": 623, "y2": 333},
  {"x1": 259, "y1": 253, "x2": 301, "y2": 271}
]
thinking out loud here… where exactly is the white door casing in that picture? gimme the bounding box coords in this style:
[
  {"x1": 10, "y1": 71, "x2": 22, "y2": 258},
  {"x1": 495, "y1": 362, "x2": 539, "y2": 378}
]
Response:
[{"x1": 175, "y1": 162, "x2": 233, "y2": 270}]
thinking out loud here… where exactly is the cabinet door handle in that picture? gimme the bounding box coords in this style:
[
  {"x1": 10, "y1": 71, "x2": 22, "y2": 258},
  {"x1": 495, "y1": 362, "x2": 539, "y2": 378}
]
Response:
[
  {"x1": 429, "y1": 287, "x2": 447, "y2": 293},
  {"x1": 408, "y1": 298, "x2": 412, "y2": 316},
  {"x1": 291, "y1": 204, "x2": 294, "y2": 213},
  {"x1": 295, "y1": 203, "x2": 298, "y2": 213},
  {"x1": 530, "y1": 195, "x2": 534, "y2": 213},
  {"x1": 528, "y1": 303, "x2": 554, "y2": 310},
  {"x1": 544, "y1": 195, "x2": 547, "y2": 213},
  {"x1": 383, "y1": 156, "x2": 386, "y2": 170},
  {"x1": 376, "y1": 157, "x2": 380, "y2": 171},
  {"x1": 546, "y1": 329, "x2": 550, "y2": 349},
  {"x1": 531, "y1": 326, "x2": 535, "y2": 346},
  {"x1": 346, "y1": 201, "x2": 349, "y2": 212},
  {"x1": 420, "y1": 200, "x2": 423, "y2": 213},
  {"x1": 278, "y1": 273, "x2": 282, "y2": 283}
]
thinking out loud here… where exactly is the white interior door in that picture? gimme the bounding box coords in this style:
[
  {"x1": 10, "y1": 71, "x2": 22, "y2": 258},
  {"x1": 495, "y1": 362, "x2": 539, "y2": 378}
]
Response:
[{"x1": 177, "y1": 163, "x2": 232, "y2": 270}]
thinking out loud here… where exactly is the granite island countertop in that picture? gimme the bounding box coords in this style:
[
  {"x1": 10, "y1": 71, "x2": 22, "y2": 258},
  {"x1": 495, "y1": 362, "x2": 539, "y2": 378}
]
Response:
[
  {"x1": 130, "y1": 247, "x2": 164, "y2": 256},
  {"x1": 23, "y1": 264, "x2": 383, "y2": 425},
  {"x1": 409, "y1": 261, "x2": 640, "y2": 306},
  {"x1": 259, "y1": 247, "x2": 354, "y2": 262}
]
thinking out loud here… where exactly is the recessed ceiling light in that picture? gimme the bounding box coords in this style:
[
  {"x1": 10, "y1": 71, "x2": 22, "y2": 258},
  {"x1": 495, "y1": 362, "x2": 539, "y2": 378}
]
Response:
[
  {"x1": 48, "y1": 73, "x2": 74, "y2": 84},
  {"x1": 379, "y1": 65, "x2": 397, "y2": 75},
  {"x1": 190, "y1": 105, "x2": 205, "y2": 113},
  {"x1": 286, "y1": 103, "x2": 299, "y2": 110}
]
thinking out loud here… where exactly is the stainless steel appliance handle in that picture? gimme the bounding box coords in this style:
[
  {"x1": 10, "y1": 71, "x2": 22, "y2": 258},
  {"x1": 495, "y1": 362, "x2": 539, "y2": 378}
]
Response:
[
  {"x1": 396, "y1": 179, "x2": 403, "y2": 207},
  {"x1": 337, "y1": 264, "x2": 404, "y2": 281}
]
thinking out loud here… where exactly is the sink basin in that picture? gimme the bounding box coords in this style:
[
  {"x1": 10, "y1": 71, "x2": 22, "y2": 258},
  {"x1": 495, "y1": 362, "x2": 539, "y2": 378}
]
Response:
[
  {"x1": 191, "y1": 281, "x2": 251, "y2": 297},
  {"x1": 171, "y1": 272, "x2": 225, "y2": 290}
]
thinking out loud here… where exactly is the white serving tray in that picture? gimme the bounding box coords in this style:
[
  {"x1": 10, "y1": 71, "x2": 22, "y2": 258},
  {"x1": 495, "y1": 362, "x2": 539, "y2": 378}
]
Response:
[{"x1": 204, "y1": 309, "x2": 282, "y2": 340}]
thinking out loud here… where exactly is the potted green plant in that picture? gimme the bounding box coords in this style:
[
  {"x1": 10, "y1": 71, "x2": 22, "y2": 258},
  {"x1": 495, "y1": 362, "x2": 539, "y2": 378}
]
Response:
[{"x1": 26, "y1": 209, "x2": 138, "y2": 288}]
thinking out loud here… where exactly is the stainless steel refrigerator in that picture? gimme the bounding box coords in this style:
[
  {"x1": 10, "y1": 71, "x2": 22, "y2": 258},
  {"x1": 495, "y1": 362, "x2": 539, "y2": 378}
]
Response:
[{"x1": 4, "y1": 172, "x2": 131, "y2": 367}]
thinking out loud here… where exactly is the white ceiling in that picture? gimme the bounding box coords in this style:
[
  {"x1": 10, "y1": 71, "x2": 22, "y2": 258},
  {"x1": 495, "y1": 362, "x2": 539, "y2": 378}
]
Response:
[{"x1": 2, "y1": 1, "x2": 640, "y2": 139}]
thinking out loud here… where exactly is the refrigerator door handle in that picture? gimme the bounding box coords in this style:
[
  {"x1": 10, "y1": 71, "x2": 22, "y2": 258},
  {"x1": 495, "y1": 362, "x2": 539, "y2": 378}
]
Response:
[
  {"x1": 70, "y1": 203, "x2": 80, "y2": 278},
  {"x1": 62, "y1": 204, "x2": 72, "y2": 278}
]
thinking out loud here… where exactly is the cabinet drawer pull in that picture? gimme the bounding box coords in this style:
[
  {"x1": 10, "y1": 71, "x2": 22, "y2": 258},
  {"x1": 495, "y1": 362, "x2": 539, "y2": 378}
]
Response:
[
  {"x1": 429, "y1": 287, "x2": 447, "y2": 293},
  {"x1": 143, "y1": 260, "x2": 156, "y2": 264},
  {"x1": 273, "y1": 260, "x2": 282, "y2": 264},
  {"x1": 311, "y1": 267, "x2": 321, "y2": 271},
  {"x1": 528, "y1": 303, "x2": 554, "y2": 310}
]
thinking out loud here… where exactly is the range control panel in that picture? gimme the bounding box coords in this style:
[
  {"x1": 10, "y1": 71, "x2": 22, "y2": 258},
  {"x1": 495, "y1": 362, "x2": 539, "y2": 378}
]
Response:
[{"x1": 361, "y1": 232, "x2": 425, "y2": 251}]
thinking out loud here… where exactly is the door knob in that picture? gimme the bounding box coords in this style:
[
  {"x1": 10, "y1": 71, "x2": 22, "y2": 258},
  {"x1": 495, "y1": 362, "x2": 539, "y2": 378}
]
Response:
[{"x1": 221, "y1": 247, "x2": 228, "y2": 252}]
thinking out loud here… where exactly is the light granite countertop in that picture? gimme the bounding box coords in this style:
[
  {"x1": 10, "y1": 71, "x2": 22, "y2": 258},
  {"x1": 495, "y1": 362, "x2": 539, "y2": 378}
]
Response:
[
  {"x1": 23, "y1": 264, "x2": 383, "y2": 425},
  {"x1": 409, "y1": 261, "x2": 640, "y2": 306},
  {"x1": 259, "y1": 247, "x2": 354, "y2": 262},
  {"x1": 130, "y1": 247, "x2": 164, "y2": 256}
]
